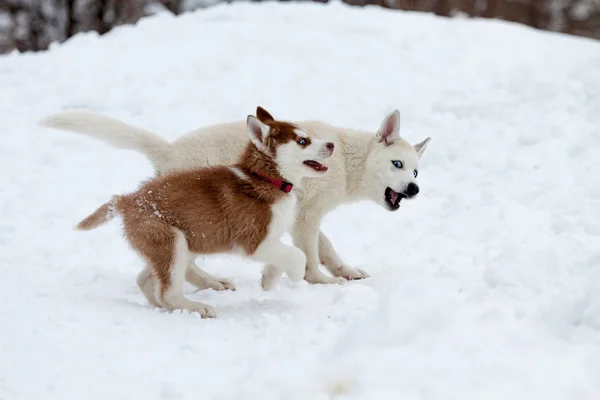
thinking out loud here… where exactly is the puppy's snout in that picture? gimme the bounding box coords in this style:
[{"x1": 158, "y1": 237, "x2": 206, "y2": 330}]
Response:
[
  {"x1": 405, "y1": 182, "x2": 419, "y2": 198},
  {"x1": 320, "y1": 141, "x2": 335, "y2": 158}
]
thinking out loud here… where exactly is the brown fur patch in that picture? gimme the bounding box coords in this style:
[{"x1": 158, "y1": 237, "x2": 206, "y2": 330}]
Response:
[
  {"x1": 75, "y1": 201, "x2": 115, "y2": 230},
  {"x1": 256, "y1": 106, "x2": 274, "y2": 122}
]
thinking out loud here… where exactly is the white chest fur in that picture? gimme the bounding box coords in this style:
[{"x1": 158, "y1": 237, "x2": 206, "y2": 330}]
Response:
[{"x1": 267, "y1": 193, "x2": 297, "y2": 241}]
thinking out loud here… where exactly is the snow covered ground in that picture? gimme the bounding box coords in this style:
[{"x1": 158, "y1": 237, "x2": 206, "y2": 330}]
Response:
[{"x1": 1, "y1": 2, "x2": 600, "y2": 399}]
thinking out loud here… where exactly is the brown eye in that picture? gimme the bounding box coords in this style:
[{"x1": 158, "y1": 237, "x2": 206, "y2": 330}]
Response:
[{"x1": 298, "y1": 139, "x2": 307, "y2": 145}]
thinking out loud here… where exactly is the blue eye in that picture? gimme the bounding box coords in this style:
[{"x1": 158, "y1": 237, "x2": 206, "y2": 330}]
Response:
[
  {"x1": 298, "y1": 139, "x2": 307, "y2": 145},
  {"x1": 392, "y1": 160, "x2": 403, "y2": 169},
  {"x1": 413, "y1": 170, "x2": 418, "y2": 178}
]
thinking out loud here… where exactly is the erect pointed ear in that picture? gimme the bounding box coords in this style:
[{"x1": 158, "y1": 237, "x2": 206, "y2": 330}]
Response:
[
  {"x1": 376, "y1": 109, "x2": 400, "y2": 146},
  {"x1": 247, "y1": 115, "x2": 270, "y2": 152},
  {"x1": 414, "y1": 137, "x2": 431, "y2": 158},
  {"x1": 256, "y1": 106, "x2": 274, "y2": 122}
]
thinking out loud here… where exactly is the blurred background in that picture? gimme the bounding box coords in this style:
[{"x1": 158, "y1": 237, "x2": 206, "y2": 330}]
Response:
[{"x1": 2, "y1": 0, "x2": 600, "y2": 55}]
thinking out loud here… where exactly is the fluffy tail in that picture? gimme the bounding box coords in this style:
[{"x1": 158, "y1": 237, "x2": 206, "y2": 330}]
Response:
[
  {"x1": 75, "y1": 199, "x2": 118, "y2": 231},
  {"x1": 39, "y1": 110, "x2": 172, "y2": 171}
]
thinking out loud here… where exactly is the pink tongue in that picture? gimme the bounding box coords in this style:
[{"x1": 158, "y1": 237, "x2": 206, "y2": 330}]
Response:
[{"x1": 390, "y1": 190, "x2": 399, "y2": 204}]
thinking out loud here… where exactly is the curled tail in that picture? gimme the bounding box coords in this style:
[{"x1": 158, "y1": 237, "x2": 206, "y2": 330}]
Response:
[
  {"x1": 39, "y1": 110, "x2": 172, "y2": 171},
  {"x1": 75, "y1": 198, "x2": 118, "y2": 231}
]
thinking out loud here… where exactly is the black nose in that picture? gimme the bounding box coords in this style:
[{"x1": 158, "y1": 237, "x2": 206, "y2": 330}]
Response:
[
  {"x1": 405, "y1": 182, "x2": 419, "y2": 198},
  {"x1": 326, "y1": 142, "x2": 334, "y2": 151}
]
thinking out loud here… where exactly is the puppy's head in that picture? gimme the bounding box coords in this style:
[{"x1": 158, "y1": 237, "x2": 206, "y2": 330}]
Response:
[
  {"x1": 246, "y1": 107, "x2": 334, "y2": 180},
  {"x1": 364, "y1": 109, "x2": 431, "y2": 211}
]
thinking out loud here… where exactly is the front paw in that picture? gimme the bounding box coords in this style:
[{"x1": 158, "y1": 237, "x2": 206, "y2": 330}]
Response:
[
  {"x1": 261, "y1": 265, "x2": 283, "y2": 291},
  {"x1": 213, "y1": 277, "x2": 236, "y2": 291},
  {"x1": 304, "y1": 269, "x2": 347, "y2": 285},
  {"x1": 197, "y1": 277, "x2": 236, "y2": 292},
  {"x1": 331, "y1": 265, "x2": 370, "y2": 281}
]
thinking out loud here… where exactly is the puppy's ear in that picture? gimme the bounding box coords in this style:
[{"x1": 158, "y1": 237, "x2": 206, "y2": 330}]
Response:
[
  {"x1": 256, "y1": 106, "x2": 274, "y2": 122},
  {"x1": 247, "y1": 115, "x2": 270, "y2": 152},
  {"x1": 414, "y1": 137, "x2": 431, "y2": 158},
  {"x1": 376, "y1": 109, "x2": 400, "y2": 146}
]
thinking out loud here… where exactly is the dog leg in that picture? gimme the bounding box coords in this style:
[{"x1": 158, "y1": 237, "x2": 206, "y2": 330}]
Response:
[
  {"x1": 136, "y1": 266, "x2": 160, "y2": 307},
  {"x1": 185, "y1": 260, "x2": 236, "y2": 291},
  {"x1": 251, "y1": 240, "x2": 306, "y2": 290},
  {"x1": 155, "y1": 229, "x2": 216, "y2": 318},
  {"x1": 291, "y1": 212, "x2": 346, "y2": 285},
  {"x1": 260, "y1": 264, "x2": 284, "y2": 291},
  {"x1": 318, "y1": 231, "x2": 370, "y2": 280}
]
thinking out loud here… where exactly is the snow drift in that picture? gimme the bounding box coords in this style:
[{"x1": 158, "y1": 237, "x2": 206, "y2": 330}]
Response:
[{"x1": 1, "y1": 2, "x2": 599, "y2": 399}]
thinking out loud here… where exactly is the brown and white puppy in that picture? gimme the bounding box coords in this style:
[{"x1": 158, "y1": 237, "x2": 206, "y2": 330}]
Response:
[{"x1": 74, "y1": 108, "x2": 334, "y2": 318}]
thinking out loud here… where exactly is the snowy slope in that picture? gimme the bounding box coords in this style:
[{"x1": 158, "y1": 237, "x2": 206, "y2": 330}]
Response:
[{"x1": 1, "y1": 2, "x2": 600, "y2": 399}]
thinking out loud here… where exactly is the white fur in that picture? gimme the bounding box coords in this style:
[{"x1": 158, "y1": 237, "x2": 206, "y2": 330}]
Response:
[
  {"x1": 246, "y1": 116, "x2": 332, "y2": 185},
  {"x1": 185, "y1": 262, "x2": 236, "y2": 291},
  {"x1": 246, "y1": 115, "x2": 270, "y2": 153},
  {"x1": 39, "y1": 111, "x2": 173, "y2": 168},
  {"x1": 266, "y1": 192, "x2": 298, "y2": 243},
  {"x1": 136, "y1": 267, "x2": 160, "y2": 307},
  {"x1": 294, "y1": 128, "x2": 309, "y2": 138},
  {"x1": 229, "y1": 191, "x2": 305, "y2": 287},
  {"x1": 136, "y1": 260, "x2": 236, "y2": 306},
  {"x1": 254, "y1": 193, "x2": 305, "y2": 285},
  {"x1": 376, "y1": 109, "x2": 401, "y2": 145},
  {"x1": 252, "y1": 239, "x2": 306, "y2": 287},
  {"x1": 158, "y1": 229, "x2": 216, "y2": 317},
  {"x1": 228, "y1": 166, "x2": 248, "y2": 181},
  {"x1": 275, "y1": 138, "x2": 331, "y2": 184},
  {"x1": 40, "y1": 110, "x2": 431, "y2": 286}
]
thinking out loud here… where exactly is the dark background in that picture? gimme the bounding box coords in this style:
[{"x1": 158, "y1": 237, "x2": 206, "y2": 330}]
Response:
[{"x1": 1, "y1": 0, "x2": 599, "y2": 55}]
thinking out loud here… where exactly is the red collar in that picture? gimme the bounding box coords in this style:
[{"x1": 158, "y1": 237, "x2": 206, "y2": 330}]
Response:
[{"x1": 252, "y1": 172, "x2": 293, "y2": 193}]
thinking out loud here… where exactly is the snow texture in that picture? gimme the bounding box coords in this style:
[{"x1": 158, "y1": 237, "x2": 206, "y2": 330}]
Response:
[{"x1": 1, "y1": 2, "x2": 600, "y2": 399}]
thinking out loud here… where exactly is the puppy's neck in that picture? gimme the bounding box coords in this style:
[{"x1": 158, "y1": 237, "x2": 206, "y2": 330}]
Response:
[
  {"x1": 274, "y1": 169, "x2": 303, "y2": 188},
  {"x1": 237, "y1": 143, "x2": 295, "y2": 187},
  {"x1": 340, "y1": 132, "x2": 373, "y2": 199}
]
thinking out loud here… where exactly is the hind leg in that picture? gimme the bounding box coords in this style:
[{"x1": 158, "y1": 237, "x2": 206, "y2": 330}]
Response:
[
  {"x1": 153, "y1": 229, "x2": 216, "y2": 318},
  {"x1": 136, "y1": 267, "x2": 160, "y2": 307},
  {"x1": 185, "y1": 259, "x2": 236, "y2": 291},
  {"x1": 125, "y1": 216, "x2": 216, "y2": 317}
]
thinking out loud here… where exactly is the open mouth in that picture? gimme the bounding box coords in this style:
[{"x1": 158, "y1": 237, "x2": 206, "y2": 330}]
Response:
[
  {"x1": 384, "y1": 187, "x2": 407, "y2": 211},
  {"x1": 303, "y1": 160, "x2": 328, "y2": 173}
]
